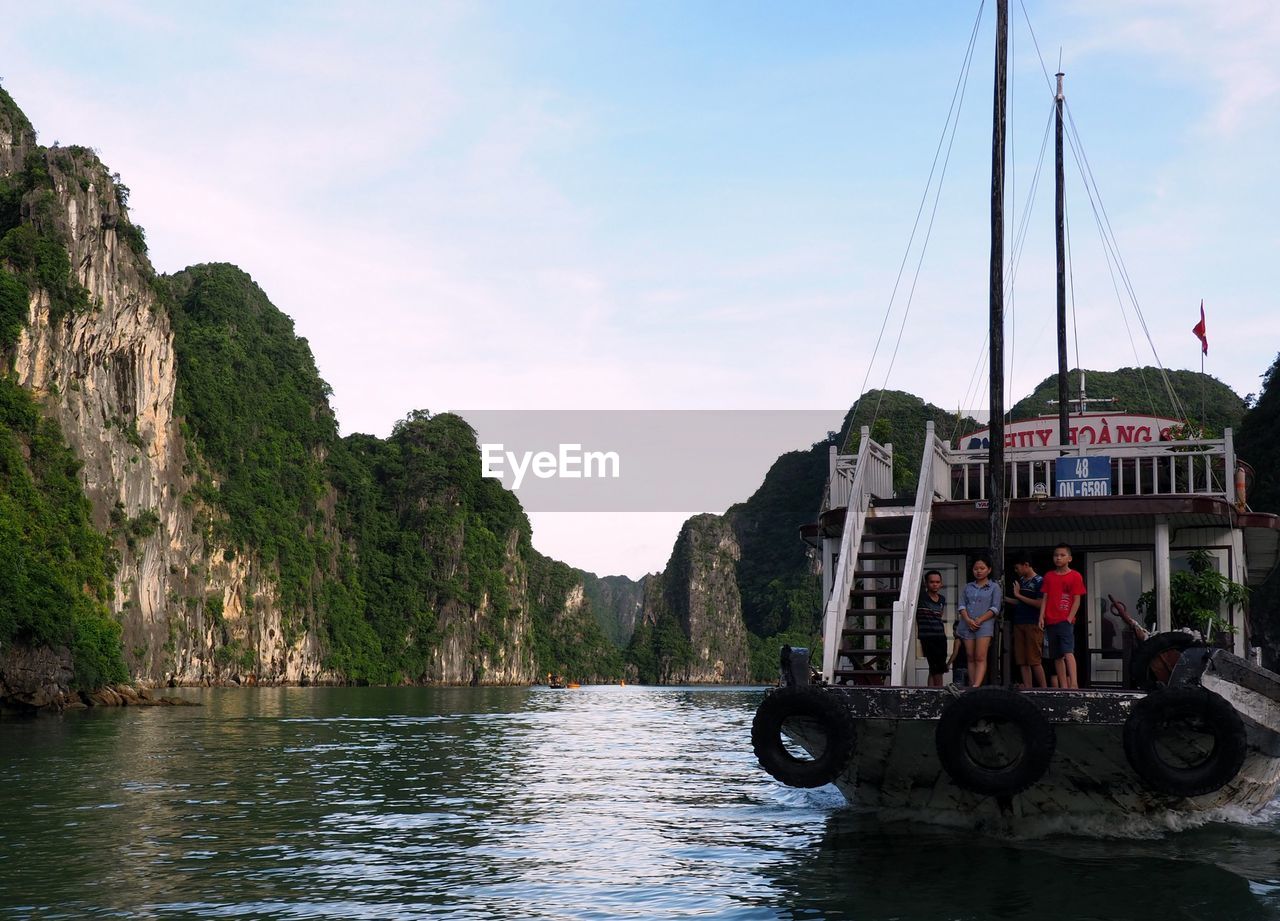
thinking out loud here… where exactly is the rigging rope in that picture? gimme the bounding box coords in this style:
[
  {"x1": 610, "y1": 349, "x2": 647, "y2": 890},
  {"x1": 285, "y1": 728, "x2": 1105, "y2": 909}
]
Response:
[
  {"x1": 1063, "y1": 103, "x2": 1185, "y2": 421},
  {"x1": 862, "y1": 2, "x2": 985, "y2": 438},
  {"x1": 1016, "y1": 1, "x2": 1185, "y2": 422}
]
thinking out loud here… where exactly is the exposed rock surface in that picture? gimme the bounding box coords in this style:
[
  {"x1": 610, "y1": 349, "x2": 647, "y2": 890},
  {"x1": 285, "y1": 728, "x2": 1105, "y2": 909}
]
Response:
[
  {"x1": 0, "y1": 645, "x2": 75, "y2": 711},
  {"x1": 0, "y1": 129, "x2": 335, "y2": 688},
  {"x1": 638, "y1": 514, "x2": 749, "y2": 683},
  {"x1": 582, "y1": 571, "x2": 647, "y2": 646},
  {"x1": 1, "y1": 97, "x2": 612, "y2": 698}
]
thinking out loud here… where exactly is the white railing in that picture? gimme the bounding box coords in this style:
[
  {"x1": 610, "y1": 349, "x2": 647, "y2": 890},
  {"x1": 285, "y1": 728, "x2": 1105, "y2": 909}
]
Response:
[
  {"x1": 890, "y1": 422, "x2": 949, "y2": 686},
  {"x1": 825, "y1": 431, "x2": 895, "y2": 511},
  {"x1": 944, "y1": 429, "x2": 1234, "y2": 502},
  {"x1": 826, "y1": 453, "x2": 857, "y2": 511},
  {"x1": 820, "y1": 428, "x2": 893, "y2": 681}
]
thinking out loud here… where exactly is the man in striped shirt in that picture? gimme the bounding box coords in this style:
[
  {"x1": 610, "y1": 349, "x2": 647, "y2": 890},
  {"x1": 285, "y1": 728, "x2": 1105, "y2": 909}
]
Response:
[{"x1": 917, "y1": 570, "x2": 948, "y2": 687}]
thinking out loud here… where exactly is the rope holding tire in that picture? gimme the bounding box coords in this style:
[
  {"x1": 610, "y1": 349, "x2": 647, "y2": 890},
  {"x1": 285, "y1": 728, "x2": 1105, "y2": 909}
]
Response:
[
  {"x1": 934, "y1": 687, "x2": 1056, "y2": 797},
  {"x1": 1122, "y1": 687, "x2": 1247, "y2": 797},
  {"x1": 751, "y1": 686, "x2": 856, "y2": 788}
]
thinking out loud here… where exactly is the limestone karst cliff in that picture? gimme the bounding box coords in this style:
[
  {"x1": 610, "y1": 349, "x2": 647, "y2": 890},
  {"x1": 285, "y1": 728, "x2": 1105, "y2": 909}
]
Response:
[
  {"x1": 0, "y1": 88, "x2": 619, "y2": 704},
  {"x1": 630, "y1": 514, "x2": 749, "y2": 684},
  {"x1": 0, "y1": 91, "x2": 291, "y2": 689}
]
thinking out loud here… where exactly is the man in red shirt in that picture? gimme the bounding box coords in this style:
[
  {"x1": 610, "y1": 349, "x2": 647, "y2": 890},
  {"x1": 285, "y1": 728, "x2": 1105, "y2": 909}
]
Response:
[{"x1": 1040, "y1": 543, "x2": 1086, "y2": 689}]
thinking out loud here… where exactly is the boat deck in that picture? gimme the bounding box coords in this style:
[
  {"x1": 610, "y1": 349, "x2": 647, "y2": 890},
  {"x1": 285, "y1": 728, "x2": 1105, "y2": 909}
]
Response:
[{"x1": 830, "y1": 686, "x2": 1140, "y2": 724}]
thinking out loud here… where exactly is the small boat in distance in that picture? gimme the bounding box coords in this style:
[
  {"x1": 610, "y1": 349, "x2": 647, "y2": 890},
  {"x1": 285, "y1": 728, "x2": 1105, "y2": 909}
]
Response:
[
  {"x1": 547, "y1": 673, "x2": 567, "y2": 689},
  {"x1": 749, "y1": 0, "x2": 1280, "y2": 830}
]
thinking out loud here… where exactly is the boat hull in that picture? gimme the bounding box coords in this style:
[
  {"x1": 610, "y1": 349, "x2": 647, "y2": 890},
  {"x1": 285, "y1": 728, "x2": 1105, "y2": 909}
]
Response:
[{"x1": 780, "y1": 651, "x2": 1280, "y2": 828}]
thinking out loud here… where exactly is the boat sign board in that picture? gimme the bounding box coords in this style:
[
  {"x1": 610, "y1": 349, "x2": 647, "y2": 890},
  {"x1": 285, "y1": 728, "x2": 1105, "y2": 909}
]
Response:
[
  {"x1": 1055, "y1": 456, "x2": 1111, "y2": 497},
  {"x1": 961, "y1": 413, "x2": 1183, "y2": 450}
]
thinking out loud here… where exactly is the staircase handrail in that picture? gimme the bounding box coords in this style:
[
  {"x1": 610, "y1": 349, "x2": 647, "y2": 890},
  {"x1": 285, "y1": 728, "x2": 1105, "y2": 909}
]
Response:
[
  {"x1": 891, "y1": 422, "x2": 949, "y2": 685},
  {"x1": 821, "y1": 427, "x2": 877, "y2": 680}
]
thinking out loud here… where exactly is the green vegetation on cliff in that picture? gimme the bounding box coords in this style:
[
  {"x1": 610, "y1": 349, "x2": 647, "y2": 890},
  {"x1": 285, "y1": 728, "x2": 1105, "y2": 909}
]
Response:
[
  {"x1": 1234, "y1": 354, "x2": 1280, "y2": 669},
  {"x1": 626, "y1": 609, "x2": 693, "y2": 684},
  {"x1": 169, "y1": 264, "x2": 337, "y2": 617},
  {"x1": 164, "y1": 267, "x2": 619, "y2": 684},
  {"x1": 0, "y1": 148, "x2": 93, "y2": 327},
  {"x1": 0, "y1": 377, "x2": 126, "y2": 688},
  {"x1": 326, "y1": 411, "x2": 528, "y2": 682},
  {"x1": 1010, "y1": 367, "x2": 1245, "y2": 432},
  {"x1": 529, "y1": 553, "x2": 623, "y2": 682},
  {"x1": 1239, "y1": 354, "x2": 1280, "y2": 515},
  {"x1": 843, "y1": 390, "x2": 978, "y2": 494}
]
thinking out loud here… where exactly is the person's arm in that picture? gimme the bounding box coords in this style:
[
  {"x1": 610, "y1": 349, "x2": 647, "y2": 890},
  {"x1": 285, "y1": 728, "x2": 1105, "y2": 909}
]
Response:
[
  {"x1": 983, "y1": 584, "x2": 1001, "y2": 624},
  {"x1": 1117, "y1": 608, "x2": 1150, "y2": 641},
  {"x1": 1068, "y1": 574, "x2": 1086, "y2": 624}
]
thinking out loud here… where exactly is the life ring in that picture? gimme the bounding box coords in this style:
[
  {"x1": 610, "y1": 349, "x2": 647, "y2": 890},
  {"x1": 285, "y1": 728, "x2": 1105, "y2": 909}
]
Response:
[
  {"x1": 751, "y1": 686, "x2": 856, "y2": 788},
  {"x1": 1122, "y1": 687, "x2": 1247, "y2": 797},
  {"x1": 1130, "y1": 631, "x2": 1203, "y2": 691},
  {"x1": 935, "y1": 687, "x2": 1056, "y2": 796}
]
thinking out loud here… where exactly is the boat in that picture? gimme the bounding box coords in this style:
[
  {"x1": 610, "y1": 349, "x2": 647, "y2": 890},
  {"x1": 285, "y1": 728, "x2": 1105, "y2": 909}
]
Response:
[
  {"x1": 548, "y1": 673, "x2": 567, "y2": 689},
  {"x1": 750, "y1": 0, "x2": 1280, "y2": 829}
]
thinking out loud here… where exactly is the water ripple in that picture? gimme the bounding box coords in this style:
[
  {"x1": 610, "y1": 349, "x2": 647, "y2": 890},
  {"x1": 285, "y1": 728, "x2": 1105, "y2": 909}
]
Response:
[{"x1": 2, "y1": 685, "x2": 1278, "y2": 920}]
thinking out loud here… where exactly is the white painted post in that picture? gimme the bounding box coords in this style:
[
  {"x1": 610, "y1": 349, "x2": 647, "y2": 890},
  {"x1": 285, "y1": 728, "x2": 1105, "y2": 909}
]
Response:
[{"x1": 1155, "y1": 519, "x2": 1172, "y2": 634}]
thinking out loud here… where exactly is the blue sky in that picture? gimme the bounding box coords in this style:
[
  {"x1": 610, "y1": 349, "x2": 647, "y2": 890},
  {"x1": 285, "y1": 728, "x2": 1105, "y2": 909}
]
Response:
[{"x1": 3, "y1": 1, "x2": 1278, "y2": 576}]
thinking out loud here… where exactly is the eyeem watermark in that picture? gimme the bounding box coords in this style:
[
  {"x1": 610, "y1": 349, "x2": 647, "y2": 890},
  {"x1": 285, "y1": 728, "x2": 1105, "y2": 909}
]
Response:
[
  {"x1": 459, "y1": 410, "x2": 849, "y2": 512},
  {"x1": 481, "y1": 443, "x2": 621, "y2": 490}
]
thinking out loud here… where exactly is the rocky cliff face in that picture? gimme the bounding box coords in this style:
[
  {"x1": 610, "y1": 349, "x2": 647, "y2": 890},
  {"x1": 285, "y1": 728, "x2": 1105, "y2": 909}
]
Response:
[
  {"x1": 0, "y1": 93, "x2": 621, "y2": 697},
  {"x1": 581, "y1": 571, "x2": 646, "y2": 646},
  {"x1": 0, "y1": 128, "x2": 335, "y2": 685},
  {"x1": 428, "y1": 529, "x2": 535, "y2": 685},
  {"x1": 639, "y1": 514, "x2": 749, "y2": 683}
]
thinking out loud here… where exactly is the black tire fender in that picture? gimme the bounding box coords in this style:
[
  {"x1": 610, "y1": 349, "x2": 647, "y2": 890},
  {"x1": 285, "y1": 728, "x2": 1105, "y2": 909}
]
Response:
[
  {"x1": 1122, "y1": 687, "x2": 1247, "y2": 797},
  {"x1": 1130, "y1": 631, "x2": 1204, "y2": 691},
  {"x1": 751, "y1": 686, "x2": 856, "y2": 788},
  {"x1": 935, "y1": 687, "x2": 1056, "y2": 797}
]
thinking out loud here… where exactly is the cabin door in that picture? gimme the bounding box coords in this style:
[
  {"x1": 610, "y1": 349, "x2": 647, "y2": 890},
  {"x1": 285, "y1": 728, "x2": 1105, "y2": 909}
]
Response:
[{"x1": 1085, "y1": 551, "x2": 1153, "y2": 687}]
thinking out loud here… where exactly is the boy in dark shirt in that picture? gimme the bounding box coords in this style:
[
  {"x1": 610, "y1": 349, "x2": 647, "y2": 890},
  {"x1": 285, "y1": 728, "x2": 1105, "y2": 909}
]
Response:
[{"x1": 1006, "y1": 554, "x2": 1046, "y2": 688}]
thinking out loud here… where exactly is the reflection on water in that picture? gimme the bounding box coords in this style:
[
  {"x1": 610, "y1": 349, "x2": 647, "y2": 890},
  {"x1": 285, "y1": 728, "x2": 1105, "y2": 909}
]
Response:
[
  {"x1": 768, "y1": 809, "x2": 1280, "y2": 921},
  {"x1": 2, "y1": 686, "x2": 1279, "y2": 920}
]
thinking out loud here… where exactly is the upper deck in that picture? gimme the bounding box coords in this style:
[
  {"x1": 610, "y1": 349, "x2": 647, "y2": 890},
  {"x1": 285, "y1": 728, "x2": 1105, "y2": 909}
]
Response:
[{"x1": 826, "y1": 424, "x2": 1241, "y2": 512}]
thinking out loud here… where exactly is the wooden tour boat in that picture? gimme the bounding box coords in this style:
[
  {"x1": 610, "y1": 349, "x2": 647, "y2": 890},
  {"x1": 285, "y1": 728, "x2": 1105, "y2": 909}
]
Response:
[{"x1": 750, "y1": 0, "x2": 1280, "y2": 829}]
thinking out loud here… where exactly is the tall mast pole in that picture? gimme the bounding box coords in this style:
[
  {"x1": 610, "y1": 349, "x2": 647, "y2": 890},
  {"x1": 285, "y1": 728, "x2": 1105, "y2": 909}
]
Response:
[
  {"x1": 988, "y1": 0, "x2": 1008, "y2": 580},
  {"x1": 1056, "y1": 71, "x2": 1070, "y2": 446}
]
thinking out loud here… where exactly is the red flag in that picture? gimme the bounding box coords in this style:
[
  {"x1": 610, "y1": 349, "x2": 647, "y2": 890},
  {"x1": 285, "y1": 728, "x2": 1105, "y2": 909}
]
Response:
[{"x1": 1192, "y1": 301, "x2": 1208, "y2": 354}]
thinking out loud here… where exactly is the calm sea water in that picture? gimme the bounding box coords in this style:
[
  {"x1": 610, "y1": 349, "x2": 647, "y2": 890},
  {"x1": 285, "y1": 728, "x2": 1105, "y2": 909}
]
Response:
[{"x1": 2, "y1": 685, "x2": 1279, "y2": 920}]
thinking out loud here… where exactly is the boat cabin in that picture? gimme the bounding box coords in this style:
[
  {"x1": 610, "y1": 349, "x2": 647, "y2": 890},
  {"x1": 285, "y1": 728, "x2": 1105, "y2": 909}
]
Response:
[{"x1": 806, "y1": 420, "x2": 1280, "y2": 689}]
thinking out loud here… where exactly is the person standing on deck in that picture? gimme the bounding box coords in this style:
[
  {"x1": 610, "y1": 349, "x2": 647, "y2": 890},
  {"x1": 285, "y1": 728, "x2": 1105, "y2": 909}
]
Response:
[
  {"x1": 1006, "y1": 555, "x2": 1046, "y2": 688},
  {"x1": 917, "y1": 570, "x2": 949, "y2": 687},
  {"x1": 1041, "y1": 543, "x2": 1086, "y2": 689},
  {"x1": 956, "y1": 554, "x2": 1001, "y2": 688}
]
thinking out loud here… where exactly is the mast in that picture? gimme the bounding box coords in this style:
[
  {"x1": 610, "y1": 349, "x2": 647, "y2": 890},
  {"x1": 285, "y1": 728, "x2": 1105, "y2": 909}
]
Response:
[
  {"x1": 988, "y1": 0, "x2": 1007, "y2": 578},
  {"x1": 1055, "y1": 71, "x2": 1069, "y2": 446}
]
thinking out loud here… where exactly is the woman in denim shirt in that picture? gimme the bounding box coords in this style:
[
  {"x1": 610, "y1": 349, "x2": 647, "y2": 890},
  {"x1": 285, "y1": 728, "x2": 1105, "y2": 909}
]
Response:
[{"x1": 956, "y1": 554, "x2": 1001, "y2": 688}]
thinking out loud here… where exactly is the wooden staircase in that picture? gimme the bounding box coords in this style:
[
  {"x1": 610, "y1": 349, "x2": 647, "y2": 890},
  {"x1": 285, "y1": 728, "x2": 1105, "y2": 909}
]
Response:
[
  {"x1": 833, "y1": 544, "x2": 907, "y2": 686},
  {"x1": 818, "y1": 422, "x2": 946, "y2": 686}
]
